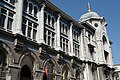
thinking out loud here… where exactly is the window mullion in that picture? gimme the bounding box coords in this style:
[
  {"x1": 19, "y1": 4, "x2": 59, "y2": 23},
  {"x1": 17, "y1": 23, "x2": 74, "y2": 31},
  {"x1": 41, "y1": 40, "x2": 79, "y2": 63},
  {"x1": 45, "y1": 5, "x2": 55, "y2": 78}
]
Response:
[
  {"x1": 25, "y1": 20, "x2": 28, "y2": 37},
  {"x1": 46, "y1": 30, "x2": 48, "y2": 45},
  {"x1": 31, "y1": 23, "x2": 33, "y2": 39}
]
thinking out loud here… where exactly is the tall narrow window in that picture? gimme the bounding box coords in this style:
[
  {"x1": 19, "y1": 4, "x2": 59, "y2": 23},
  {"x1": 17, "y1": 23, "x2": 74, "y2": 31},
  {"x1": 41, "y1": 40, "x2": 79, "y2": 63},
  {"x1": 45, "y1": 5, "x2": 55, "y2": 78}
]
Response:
[
  {"x1": 52, "y1": 17, "x2": 54, "y2": 27},
  {"x1": 44, "y1": 12, "x2": 47, "y2": 24},
  {"x1": 33, "y1": 24, "x2": 37, "y2": 40},
  {"x1": 7, "y1": 12, "x2": 14, "y2": 30},
  {"x1": 27, "y1": 21, "x2": 32, "y2": 38},
  {"x1": 22, "y1": 18, "x2": 27, "y2": 35},
  {"x1": 29, "y1": 3, "x2": 33, "y2": 15},
  {"x1": 23, "y1": 0, "x2": 28, "y2": 12},
  {"x1": 0, "y1": 8, "x2": 7, "y2": 28},
  {"x1": 76, "y1": 70, "x2": 80, "y2": 80},
  {"x1": 48, "y1": 15, "x2": 51, "y2": 25},
  {"x1": 34, "y1": 6, "x2": 37, "y2": 17}
]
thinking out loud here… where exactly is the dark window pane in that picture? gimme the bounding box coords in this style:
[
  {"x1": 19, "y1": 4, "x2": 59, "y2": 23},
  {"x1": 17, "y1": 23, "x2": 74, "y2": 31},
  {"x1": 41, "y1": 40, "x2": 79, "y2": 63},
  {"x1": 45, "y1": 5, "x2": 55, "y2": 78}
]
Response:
[
  {"x1": 27, "y1": 27, "x2": 31, "y2": 37},
  {"x1": 22, "y1": 24, "x2": 26, "y2": 35},
  {"x1": 33, "y1": 30, "x2": 37, "y2": 40},
  {"x1": 23, "y1": 0, "x2": 28, "y2": 11},
  {"x1": 34, "y1": 6, "x2": 37, "y2": 17},
  {"x1": 7, "y1": 18, "x2": 13, "y2": 30},
  {"x1": 29, "y1": 3, "x2": 33, "y2": 14},
  {"x1": 10, "y1": 0, "x2": 15, "y2": 4},
  {"x1": 0, "y1": 14, "x2": 6, "y2": 28}
]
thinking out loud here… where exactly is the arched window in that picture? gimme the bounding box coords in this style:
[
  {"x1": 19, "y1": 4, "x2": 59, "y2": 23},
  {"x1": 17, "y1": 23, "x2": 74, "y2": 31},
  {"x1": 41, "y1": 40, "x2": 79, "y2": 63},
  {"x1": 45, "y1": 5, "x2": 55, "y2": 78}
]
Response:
[
  {"x1": 44, "y1": 12, "x2": 47, "y2": 24},
  {"x1": 29, "y1": 3, "x2": 33, "y2": 15},
  {"x1": 61, "y1": 65, "x2": 69, "y2": 80},
  {"x1": 76, "y1": 70, "x2": 80, "y2": 80},
  {"x1": 34, "y1": 6, "x2": 37, "y2": 17},
  {"x1": 102, "y1": 36, "x2": 107, "y2": 45},
  {"x1": 48, "y1": 15, "x2": 51, "y2": 25},
  {"x1": 23, "y1": 0, "x2": 28, "y2": 12},
  {"x1": 43, "y1": 61, "x2": 55, "y2": 80},
  {"x1": 52, "y1": 17, "x2": 54, "y2": 27},
  {"x1": 20, "y1": 65, "x2": 32, "y2": 80}
]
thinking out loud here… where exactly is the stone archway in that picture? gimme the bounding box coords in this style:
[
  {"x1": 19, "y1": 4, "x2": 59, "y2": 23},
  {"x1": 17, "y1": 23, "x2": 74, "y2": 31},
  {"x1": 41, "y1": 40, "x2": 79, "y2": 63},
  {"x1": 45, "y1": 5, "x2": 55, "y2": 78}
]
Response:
[{"x1": 20, "y1": 65, "x2": 32, "y2": 80}]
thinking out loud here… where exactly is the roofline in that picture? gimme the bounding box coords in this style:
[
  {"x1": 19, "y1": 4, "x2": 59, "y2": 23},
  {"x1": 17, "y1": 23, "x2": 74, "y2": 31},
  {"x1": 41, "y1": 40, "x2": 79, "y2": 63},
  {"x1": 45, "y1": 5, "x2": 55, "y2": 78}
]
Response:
[{"x1": 45, "y1": 0, "x2": 83, "y2": 29}]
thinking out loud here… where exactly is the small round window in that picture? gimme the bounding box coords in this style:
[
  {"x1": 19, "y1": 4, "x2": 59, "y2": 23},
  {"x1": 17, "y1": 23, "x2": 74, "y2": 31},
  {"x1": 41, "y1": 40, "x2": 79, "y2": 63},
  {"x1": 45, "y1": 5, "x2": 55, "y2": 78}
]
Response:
[{"x1": 94, "y1": 23, "x2": 98, "y2": 27}]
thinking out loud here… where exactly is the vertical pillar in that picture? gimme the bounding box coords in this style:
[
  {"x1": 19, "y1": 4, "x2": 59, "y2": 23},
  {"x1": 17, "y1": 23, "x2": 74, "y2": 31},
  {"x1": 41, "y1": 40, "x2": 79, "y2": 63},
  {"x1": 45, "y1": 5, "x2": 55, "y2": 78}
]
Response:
[
  {"x1": 37, "y1": 3, "x2": 45, "y2": 44},
  {"x1": 69, "y1": 22, "x2": 74, "y2": 56},
  {"x1": 14, "y1": 0, "x2": 23, "y2": 34},
  {"x1": 80, "y1": 29, "x2": 84, "y2": 60},
  {"x1": 55, "y1": 13, "x2": 61, "y2": 50}
]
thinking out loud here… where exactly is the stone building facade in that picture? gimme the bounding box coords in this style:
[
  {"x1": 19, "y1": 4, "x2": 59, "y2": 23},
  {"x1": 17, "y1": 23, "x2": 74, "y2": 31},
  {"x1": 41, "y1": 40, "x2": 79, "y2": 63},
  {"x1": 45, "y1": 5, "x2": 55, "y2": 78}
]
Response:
[{"x1": 0, "y1": 0, "x2": 114, "y2": 80}]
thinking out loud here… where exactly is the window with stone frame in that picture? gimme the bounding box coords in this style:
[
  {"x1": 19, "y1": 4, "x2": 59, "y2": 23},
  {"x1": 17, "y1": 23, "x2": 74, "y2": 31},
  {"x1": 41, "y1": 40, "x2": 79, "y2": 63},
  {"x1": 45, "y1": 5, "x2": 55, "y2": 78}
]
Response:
[
  {"x1": 72, "y1": 28, "x2": 80, "y2": 57},
  {"x1": 0, "y1": 7, "x2": 14, "y2": 31},
  {"x1": 76, "y1": 70, "x2": 80, "y2": 80},
  {"x1": 23, "y1": 0, "x2": 38, "y2": 18},
  {"x1": 72, "y1": 30, "x2": 79, "y2": 41},
  {"x1": 60, "y1": 21, "x2": 69, "y2": 35},
  {"x1": 44, "y1": 29, "x2": 55, "y2": 47},
  {"x1": 22, "y1": 18, "x2": 38, "y2": 41},
  {"x1": 44, "y1": 11, "x2": 55, "y2": 28},
  {"x1": 73, "y1": 43, "x2": 80, "y2": 57},
  {"x1": 87, "y1": 30, "x2": 93, "y2": 42},
  {"x1": 23, "y1": 0, "x2": 28, "y2": 12},
  {"x1": 44, "y1": 61, "x2": 55, "y2": 80},
  {"x1": 60, "y1": 37, "x2": 69, "y2": 53}
]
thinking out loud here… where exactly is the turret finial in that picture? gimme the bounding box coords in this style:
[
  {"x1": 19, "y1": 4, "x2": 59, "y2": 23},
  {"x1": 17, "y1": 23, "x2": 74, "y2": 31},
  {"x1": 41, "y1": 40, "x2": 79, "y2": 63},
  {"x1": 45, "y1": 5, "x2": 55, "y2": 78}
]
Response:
[{"x1": 88, "y1": 2, "x2": 91, "y2": 12}]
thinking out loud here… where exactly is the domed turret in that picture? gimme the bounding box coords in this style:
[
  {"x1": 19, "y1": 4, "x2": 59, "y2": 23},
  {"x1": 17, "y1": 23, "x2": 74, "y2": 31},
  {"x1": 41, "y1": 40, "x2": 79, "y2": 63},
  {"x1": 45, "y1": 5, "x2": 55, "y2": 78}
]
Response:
[{"x1": 79, "y1": 3, "x2": 100, "y2": 22}]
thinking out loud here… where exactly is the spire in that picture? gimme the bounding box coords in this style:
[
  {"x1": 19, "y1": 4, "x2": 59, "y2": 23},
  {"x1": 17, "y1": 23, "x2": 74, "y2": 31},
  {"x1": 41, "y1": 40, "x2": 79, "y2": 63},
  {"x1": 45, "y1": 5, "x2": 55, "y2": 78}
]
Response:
[{"x1": 88, "y1": 2, "x2": 91, "y2": 12}]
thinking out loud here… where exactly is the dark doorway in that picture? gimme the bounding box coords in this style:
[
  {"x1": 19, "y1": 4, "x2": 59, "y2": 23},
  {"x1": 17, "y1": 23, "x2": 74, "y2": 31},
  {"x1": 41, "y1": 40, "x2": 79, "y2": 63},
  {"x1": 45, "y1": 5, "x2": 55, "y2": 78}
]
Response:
[
  {"x1": 20, "y1": 65, "x2": 32, "y2": 80},
  {"x1": 43, "y1": 73, "x2": 47, "y2": 80}
]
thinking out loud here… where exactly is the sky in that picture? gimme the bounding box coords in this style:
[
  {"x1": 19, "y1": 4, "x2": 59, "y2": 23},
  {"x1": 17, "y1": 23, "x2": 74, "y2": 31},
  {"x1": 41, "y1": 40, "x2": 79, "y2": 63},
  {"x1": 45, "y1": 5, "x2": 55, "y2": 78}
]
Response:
[{"x1": 50, "y1": 0, "x2": 120, "y2": 64}]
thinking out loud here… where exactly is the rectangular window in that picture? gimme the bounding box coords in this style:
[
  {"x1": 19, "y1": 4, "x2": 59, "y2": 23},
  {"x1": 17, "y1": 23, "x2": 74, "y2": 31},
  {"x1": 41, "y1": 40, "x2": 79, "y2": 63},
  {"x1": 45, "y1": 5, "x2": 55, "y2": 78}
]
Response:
[
  {"x1": 0, "y1": 14, "x2": 6, "y2": 28},
  {"x1": 60, "y1": 37, "x2": 69, "y2": 53},
  {"x1": 73, "y1": 43, "x2": 80, "y2": 57},
  {"x1": 27, "y1": 27, "x2": 32, "y2": 38},
  {"x1": 44, "y1": 29, "x2": 55, "y2": 47},
  {"x1": 7, "y1": 18, "x2": 13, "y2": 30},
  {"x1": 0, "y1": 8, "x2": 14, "y2": 31},
  {"x1": 0, "y1": 8, "x2": 7, "y2": 28}
]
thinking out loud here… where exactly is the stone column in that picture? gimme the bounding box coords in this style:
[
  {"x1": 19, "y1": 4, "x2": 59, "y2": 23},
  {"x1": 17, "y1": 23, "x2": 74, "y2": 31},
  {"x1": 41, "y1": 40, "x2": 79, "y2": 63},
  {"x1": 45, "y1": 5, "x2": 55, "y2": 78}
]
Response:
[
  {"x1": 80, "y1": 29, "x2": 85, "y2": 60},
  {"x1": 7, "y1": 65, "x2": 21, "y2": 80},
  {"x1": 55, "y1": 13, "x2": 61, "y2": 51},
  {"x1": 69, "y1": 22, "x2": 74, "y2": 56},
  {"x1": 34, "y1": 69, "x2": 45, "y2": 80},
  {"x1": 37, "y1": 3, "x2": 45, "y2": 44},
  {"x1": 14, "y1": 0, "x2": 23, "y2": 34}
]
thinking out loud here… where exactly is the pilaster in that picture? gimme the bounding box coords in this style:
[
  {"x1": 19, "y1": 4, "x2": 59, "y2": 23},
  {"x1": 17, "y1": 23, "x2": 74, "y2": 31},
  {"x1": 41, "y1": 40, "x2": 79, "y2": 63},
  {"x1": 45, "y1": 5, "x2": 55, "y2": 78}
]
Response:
[
  {"x1": 69, "y1": 22, "x2": 74, "y2": 56},
  {"x1": 55, "y1": 13, "x2": 61, "y2": 51},
  {"x1": 37, "y1": 3, "x2": 45, "y2": 44},
  {"x1": 14, "y1": 0, "x2": 23, "y2": 34}
]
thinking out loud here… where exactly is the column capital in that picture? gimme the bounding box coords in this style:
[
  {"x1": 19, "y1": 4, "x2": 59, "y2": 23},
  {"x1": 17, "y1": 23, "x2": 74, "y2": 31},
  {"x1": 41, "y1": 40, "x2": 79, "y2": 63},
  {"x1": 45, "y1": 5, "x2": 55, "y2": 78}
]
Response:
[
  {"x1": 57, "y1": 13, "x2": 61, "y2": 19},
  {"x1": 41, "y1": 2, "x2": 46, "y2": 10},
  {"x1": 70, "y1": 22, "x2": 73, "y2": 27}
]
